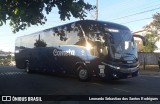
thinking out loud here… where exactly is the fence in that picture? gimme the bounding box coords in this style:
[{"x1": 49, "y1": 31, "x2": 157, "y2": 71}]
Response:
[{"x1": 138, "y1": 52, "x2": 160, "y2": 65}]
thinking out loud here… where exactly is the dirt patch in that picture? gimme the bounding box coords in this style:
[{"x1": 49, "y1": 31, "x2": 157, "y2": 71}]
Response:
[{"x1": 139, "y1": 65, "x2": 160, "y2": 72}]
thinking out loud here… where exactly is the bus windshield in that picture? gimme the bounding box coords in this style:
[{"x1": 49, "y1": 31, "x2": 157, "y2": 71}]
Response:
[{"x1": 107, "y1": 29, "x2": 137, "y2": 61}]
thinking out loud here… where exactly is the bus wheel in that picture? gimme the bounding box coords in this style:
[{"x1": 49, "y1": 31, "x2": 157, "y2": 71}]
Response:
[
  {"x1": 77, "y1": 66, "x2": 90, "y2": 81},
  {"x1": 26, "y1": 62, "x2": 31, "y2": 73}
]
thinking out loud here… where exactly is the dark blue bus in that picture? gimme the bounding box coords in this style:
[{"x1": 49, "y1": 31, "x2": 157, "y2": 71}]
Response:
[{"x1": 15, "y1": 20, "x2": 146, "y2": 81}]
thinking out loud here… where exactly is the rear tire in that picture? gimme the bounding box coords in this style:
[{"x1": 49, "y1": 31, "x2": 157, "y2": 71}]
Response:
[{"x1": 77, "y1": 66, "x2": 91, "y2": 81}]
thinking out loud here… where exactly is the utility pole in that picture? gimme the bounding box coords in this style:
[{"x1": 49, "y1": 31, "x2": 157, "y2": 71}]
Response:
[{"x1": 96, "y1": 0, "x2": 98, "y2": 20}]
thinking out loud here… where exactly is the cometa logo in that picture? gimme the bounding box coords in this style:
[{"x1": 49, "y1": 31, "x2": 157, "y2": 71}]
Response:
[{"x1": 53, "y1": 49, "x2": 75, "y2": 56}]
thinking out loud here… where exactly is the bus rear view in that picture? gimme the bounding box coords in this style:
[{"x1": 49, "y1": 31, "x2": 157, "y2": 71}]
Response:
[{"x1": 15, "y1": 20, "x2": 146, "y2": 81}]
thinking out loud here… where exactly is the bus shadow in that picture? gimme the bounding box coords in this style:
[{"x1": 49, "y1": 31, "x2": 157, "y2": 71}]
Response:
[
  {"x1": 101, "y1": 79, "x2": 133, "y2": 85},
  {"x1": 29, "y1": 70, "x2": 135, "y2": 86},
  {"x1": 30, "y1": 70, "x2": 78, "y2": 80}
]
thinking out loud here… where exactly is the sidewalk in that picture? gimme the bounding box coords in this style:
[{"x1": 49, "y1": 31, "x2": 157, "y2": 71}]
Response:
[{"x1": 139, "y1": 70, "x2": 160, "y2": 76}]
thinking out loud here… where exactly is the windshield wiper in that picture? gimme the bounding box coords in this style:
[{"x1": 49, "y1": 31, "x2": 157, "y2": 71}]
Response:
[
  {"x1": 124, "y1": 53, "x2": 134, "y2": 55},
  {"x1": 123, "y1": 53, "x2": 137, "y2": 61}
]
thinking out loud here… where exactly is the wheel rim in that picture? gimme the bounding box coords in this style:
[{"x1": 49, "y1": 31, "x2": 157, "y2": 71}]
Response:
[{"x1": 79, "y1": 68, "x2": 88, "y2": 80}]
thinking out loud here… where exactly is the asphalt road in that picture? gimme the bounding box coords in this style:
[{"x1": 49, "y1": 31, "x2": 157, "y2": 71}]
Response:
[{"x1": 0, "y1": 66, "x2": 160, "y2": 104}]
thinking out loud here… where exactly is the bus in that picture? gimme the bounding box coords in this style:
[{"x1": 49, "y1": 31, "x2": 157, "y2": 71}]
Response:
[{"x1": 15, "y1": 20, "x2": 146, "y2": 81}]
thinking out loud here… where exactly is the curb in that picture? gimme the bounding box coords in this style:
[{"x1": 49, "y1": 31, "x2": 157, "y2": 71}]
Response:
[{"x1": 139, "y1": 70, "x2": 160, "y2": 76}]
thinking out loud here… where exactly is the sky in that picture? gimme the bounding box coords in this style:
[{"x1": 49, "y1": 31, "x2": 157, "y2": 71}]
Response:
[{"x1": 0, "y1": 0, "x2": 160, "y2": 52}]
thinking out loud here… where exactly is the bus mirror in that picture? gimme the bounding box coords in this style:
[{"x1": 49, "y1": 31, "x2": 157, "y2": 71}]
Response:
[{"x1": 133, "y1": 35, "x2": 147, "y2": 46}]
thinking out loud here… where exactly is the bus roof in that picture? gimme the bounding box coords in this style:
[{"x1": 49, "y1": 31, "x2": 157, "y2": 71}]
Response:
[{"x1": 17, "y1": 20, "x2": 130, "y2": 38}]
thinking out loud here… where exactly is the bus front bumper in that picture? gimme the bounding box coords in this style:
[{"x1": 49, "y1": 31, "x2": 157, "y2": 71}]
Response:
[{"x1": 98, "y1": 64, "x2": 139, "y2": 80}]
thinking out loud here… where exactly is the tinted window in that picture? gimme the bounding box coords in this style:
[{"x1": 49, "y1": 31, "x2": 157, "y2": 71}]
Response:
[{"x1": 66, "y1": 25, "x2": 86, "y2": 46}]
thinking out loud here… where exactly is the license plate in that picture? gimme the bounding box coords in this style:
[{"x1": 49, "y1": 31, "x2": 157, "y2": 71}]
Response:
[{"x1": 127, "y1": 61, "x2": 133, "y2": 63}]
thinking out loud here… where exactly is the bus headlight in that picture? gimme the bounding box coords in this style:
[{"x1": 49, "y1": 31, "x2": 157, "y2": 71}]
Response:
[
  {"x1": 108, "y1": 64, "x2": 120, "y2": 69},
  {"x1": 101, "y1": 62, "x2": 120, "y2": 70}
]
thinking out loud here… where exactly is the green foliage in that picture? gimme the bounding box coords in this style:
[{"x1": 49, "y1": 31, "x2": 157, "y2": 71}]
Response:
[
  {"x1": 0, "y1": 55, "x2": 13, "y2": 66},
  {"x1": 151, "y1": 13, "x2": 160, "y2": 29},
  {"x1": 34, "y1": 39, "x2": 47, "y2": 48},
  {"x1": 34, "y1": 35, "x2": 47, "y2": 47},
  {"x1": 143, "y1": 31, "x2": 160, "y2": 52},
  {"x1": 144, "y1": 13, "x2": 160, "y2": 52},
  {"x1": 0, "y1": 0, "x2": 95, "y2": 33}
]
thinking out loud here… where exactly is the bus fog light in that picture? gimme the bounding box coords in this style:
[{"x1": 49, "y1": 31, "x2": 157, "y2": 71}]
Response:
[{"x1": 113, "y1": 74, "x2": 118, "y2": 78}]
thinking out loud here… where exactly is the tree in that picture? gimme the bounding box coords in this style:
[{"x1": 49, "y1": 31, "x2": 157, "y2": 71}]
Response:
[
  {"x1": 143, "y1": 31, "x2": 160, "y2": 52},
  {"x1": 144, "y1": 13, "x2": 160, "y2": 52},
  {"x1": 0, "y1": 0, "x2": 95, "y2": 33},
  {"x1": 34, "y1": 35, "x2": 47, "y2": 47},
  {"x1": 149, "y1": 13, "x2": 160, "y2": 29},
  {"x1": 0, "y1": 55, "x2": 12, "y2": 66},
  {"x1": 34, "y1": 40, "x2": 47, "y2": 47}
]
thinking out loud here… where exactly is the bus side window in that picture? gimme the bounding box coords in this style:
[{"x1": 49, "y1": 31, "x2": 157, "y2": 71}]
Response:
[
  {"x1": 15, "y1": 38, "x2": 20, "y2": 50},
  {"x1": 102, "y1": 46, "x2": 108, "y2": 56},
  {"x1": 66, "y1": 25, "x2": 86, "y2": 47},
  {"x1": 74, "y1": 38, "x2": 86, "y2": 46},
  {"x1": 94, "y1": 41, "x2": 108, "y2": 57}
]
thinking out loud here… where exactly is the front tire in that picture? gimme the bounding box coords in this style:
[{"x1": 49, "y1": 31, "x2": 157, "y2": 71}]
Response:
[{"x1": 77, "y1": 66, "x2": 90, "y2": 81}]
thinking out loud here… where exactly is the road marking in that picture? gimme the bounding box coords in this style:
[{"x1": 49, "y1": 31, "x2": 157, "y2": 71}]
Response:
[
  {"x1": 150, "y1": 76, "x2": 160, "y2": 78},
  {"x1": 140, "y1": 78, "x2": 147, "y2": 81},
  {"x1": 91, "y1": 83, "x2": 103, "y2": 86},
  {"x1": 113, "y1": 88, "x2": 130, "y2": 93},
  {"x1": 0, "y1": 72, "x2": 26, "y2": 76},
  {"x1": 140, "y1": 75, "x2": 160, "y2": 78}
]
